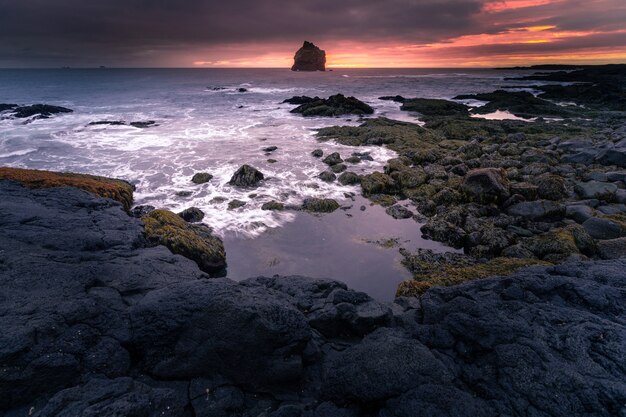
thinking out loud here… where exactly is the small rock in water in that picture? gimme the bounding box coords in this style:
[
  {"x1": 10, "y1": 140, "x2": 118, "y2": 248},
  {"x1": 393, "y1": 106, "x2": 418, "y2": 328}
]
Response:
[
  {"x1": 129, "y1": 121, "x2": 157, "y2": 128},
  {"x1": 345, "y1": 156, "x2": 361, "y2": 164},
  {"x1": 237, "y1": 88, "x2": 248, "y2": 93},
  {"x1": 178, "y1": 207, "x2": 205, "y2": 223},
  {"x1": 262, "y1": 146, "x2": 278, "y2": 153},
  {"x1": 338, "y1": 172, "x2": 361, "y2": 186},
  {"x1": 191, "y1": 172, "x2": 213, "y2": 184},
  {"x1": 176, "y1": 191, "x2": 193, "y2": 197},
  {"x1": 229, "y1": 164, "x2": 264, "y2": 187},
  {"x1": 228, "y1": 200, "x2": 246, "y2": 210},
  {"x1": 11, "y1": 104, "x2": 73, "y2": 118},
  {"x1": 323, "y1": 152, "x2": 343, "y2": 166},
  {"x1": 311, "y1": 149, "x2": 324, "y2": 158},
  {"x1": 318, "y1": 171, "x2": 336, "y2": 182},
  {"x1": 267, "y1": 159, "x2": 277, "y2": 164}
]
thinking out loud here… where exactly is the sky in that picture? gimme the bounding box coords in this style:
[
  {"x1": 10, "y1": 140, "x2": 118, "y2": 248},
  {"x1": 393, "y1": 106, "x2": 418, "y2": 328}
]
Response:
[{"x1": 0, "y1": 0, "x2": 625, "y2": 68}]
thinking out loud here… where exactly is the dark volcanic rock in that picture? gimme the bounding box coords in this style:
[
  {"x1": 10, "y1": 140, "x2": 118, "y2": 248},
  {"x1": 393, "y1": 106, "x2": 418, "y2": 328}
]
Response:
[
  {"x1": 283, "y1": 96, "x2": 318, "y2": 105},
  {"x1": 191, "y1": 172, "x2": 213, "y2": 184},
  {"x1": 0, "y1": 103, "x2": 18, "y2": 112},
  {"x1": 291, "y1": 41, "x2": 326, "y2": 71},
  {"x1": 291, "y1": 94, "x2": 374, "y2": 117},
  {"x1": 400, "y1": 98, "x2": 469, "y2": 116},
  {"x1": 129, "y1": 121, "x2": 157, "y2": 128},
  {"x1": 229, "y1": 164, "x2": 264, "y2": 187},
  {"x1": 11, "y1": 104, "x2": 73, "y2": 118},
  {"x1": 323, "y1": 152, "x2": 343, "y2": 166},
  {"x1": 2, "y1": 179, "x2": 626, "y2": 416}
]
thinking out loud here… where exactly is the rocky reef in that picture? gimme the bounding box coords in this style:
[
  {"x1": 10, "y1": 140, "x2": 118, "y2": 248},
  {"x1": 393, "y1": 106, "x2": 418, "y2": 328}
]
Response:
[
  {"x1": 291, "y1": 41, "x2": 326, "y2": 71},
  {"x1": 1, "y1": 176, "x2": 625, "y2": 416},
  {"x1": 316, "y1": 64, "x2": 626, "y2": 294}
]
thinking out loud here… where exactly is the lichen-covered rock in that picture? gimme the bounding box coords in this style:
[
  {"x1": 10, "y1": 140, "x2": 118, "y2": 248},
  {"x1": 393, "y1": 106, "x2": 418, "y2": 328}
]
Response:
[
  {"x1": 0, "y1": 167, "x2": 134, "y2": 211},
  {"x1": 291, "y1": 41, "x2": 326, "y2": 71},
  {"x1": 142, "y1": 209, "x2": 226, "y2": 276},
  {"x1": 228, "y1": 164, "x2": 264, "y2": 187}
]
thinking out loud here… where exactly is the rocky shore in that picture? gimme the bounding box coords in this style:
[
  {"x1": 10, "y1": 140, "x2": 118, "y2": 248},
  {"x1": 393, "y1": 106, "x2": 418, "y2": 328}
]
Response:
[{"x1": 1, "y1": 176, "x2": 625, "y2": 416}]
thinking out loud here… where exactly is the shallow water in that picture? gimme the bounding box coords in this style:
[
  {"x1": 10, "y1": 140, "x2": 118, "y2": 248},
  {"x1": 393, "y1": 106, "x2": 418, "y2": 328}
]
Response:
[{"x1": 0, "y1": 68, "x2": 536, "y2": 299}]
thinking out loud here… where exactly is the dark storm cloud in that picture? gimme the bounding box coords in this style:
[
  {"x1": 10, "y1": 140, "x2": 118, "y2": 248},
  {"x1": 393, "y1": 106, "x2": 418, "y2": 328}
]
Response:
[
  {"x1": 0, "y1": 0, "x2": 484, "y2": 65},
  {"x1": 0, "y1": 0, "x2": 624, "y2": 66}
]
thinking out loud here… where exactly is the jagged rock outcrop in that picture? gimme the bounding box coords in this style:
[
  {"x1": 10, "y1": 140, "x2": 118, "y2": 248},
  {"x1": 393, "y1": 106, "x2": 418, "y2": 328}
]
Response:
[
  {"x1": 291, "y1": 41, "x2": 326, "y2": 71},
  {"x1": 1, "y1": 178, "x2": 625, "y2": 416}
]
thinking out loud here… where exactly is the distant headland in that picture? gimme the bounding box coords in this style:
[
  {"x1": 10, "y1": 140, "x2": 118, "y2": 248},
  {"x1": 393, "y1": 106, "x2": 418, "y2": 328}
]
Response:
[{"x1": 291, "y1": 41, "x2": 326, "y2": 71}]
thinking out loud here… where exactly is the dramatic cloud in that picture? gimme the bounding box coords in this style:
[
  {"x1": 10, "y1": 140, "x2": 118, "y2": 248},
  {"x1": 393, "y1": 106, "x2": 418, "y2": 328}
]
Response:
[{"x1": 0, "y1": 0, "x2": 624, "y2": 67}]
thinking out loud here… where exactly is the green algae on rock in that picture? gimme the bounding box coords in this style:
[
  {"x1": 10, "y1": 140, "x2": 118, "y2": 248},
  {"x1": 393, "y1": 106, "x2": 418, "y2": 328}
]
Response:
[{"x1": 142, "y1": 209, "x2": 226, "y2": 276}]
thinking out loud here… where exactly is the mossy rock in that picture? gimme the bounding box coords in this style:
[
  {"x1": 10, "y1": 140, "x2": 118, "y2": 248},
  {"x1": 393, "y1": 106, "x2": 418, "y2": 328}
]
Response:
[
  {"x1": 338, "y1": 172, "x2": 361, "y2": 185},
  {"x1": 367, "y1": 194, "x2": 397, "y2": 207},
  {"x1": 396, "y1": 257, "x2": 550, "y2": 296},
  {"x1": 142, "y1": 209, "x2": 226, "y2": 276},
  {"x1": 522, "y1": 224, "x2": 595, "y2": 261},
  {"x1": 360, "y1": 172, "x2": 397, "y2": 196},
  {"x1": 302, "y1": 198, "x2": 340, "y2": 213},
  {"x1": 0, "y1": 167, "x2": 134, "y2": 211}
]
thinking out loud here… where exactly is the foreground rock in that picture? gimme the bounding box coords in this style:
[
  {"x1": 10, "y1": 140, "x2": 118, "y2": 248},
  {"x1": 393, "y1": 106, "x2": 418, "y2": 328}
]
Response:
[
  {"x1": 291, "y1": 40, "x2": 326, "y2": 71},
  {"x1": 1, "y1": 180, "x2": 625, "y2": 416}
]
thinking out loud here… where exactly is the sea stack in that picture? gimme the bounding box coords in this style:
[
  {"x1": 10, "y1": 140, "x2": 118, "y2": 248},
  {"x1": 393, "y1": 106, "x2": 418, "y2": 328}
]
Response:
[{"x1": 291, "y1": 41, "x2": 326, "y2": 71}]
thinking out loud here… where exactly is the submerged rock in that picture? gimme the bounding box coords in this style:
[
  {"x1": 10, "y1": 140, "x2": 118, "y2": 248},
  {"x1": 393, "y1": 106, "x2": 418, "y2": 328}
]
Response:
[
  {"x1": 385, "y1": 205, "x2": 414, "y2": 219},
  {"x1": 291, "y1": 41, "x2": 326, "y2": 71},
  {"x1": 229, "y1": 164, "x2": 264, "y2": 187}
]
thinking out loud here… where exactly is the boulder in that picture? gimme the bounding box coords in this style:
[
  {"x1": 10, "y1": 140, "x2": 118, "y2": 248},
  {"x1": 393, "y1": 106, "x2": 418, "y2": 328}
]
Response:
[
  {"x1": 330, "y1": 163, "x2": 347, "y2": 174},
  {"x1": 178, "y1": 207, "x2": 205, "y2": 223},
  {"x1": 582, "y1": 217, "x2": 626, "y2": 240},
  {"x1": 323, "y1": 152, "x2": 343, "y2": 166},
  {"x1": 228, "y1": 165, "x2": 264, "y2": 187},
  {"x1": 338, "y1": 172, "x2": 361, "y2": 186},
  {"x1": 506, "y1": 200, "x2": 566, "y2": 221},
  {"x1": 535, "y1": 174, "x2": 567, "y2": 200},
  {"x1": 385, "y1": 205, "x2": 414, "y2": 219},
  {"x1": 461, "y1": 168, "x2": 510, "y2": 204},
  {"x1": 318, "y1": 171, "x2": 336, "y2": 182},
  {"x1": 594, "y1": 148, "x2": 626, "y2": 168},
  {"x1": 283, "y1": 96, "x2": 317, "y2": 105},
  {"x1": 291, "y1": 41, "x2": 326, "y2": 71},
  {"x1": 311, "y1": 149, "x2": 324, "y2": 158},
  {"x1": 597, "y1": 237, "x2": 626, "y2": 259},
  {"x1": 360, "y1": 172, "x2": 397, "y2": 196},
  {"x1": 575, "y1": 181, "x2": 618, "y2": 201},
  {"x1": 228, "y1": 199, "x2": 246, "y2": 210}
]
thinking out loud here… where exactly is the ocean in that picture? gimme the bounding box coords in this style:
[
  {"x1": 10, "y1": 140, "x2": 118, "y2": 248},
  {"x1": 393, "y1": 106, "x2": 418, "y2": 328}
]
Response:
[{"x1": 0, "y1": 67, "x2": 540, "y2": 299}]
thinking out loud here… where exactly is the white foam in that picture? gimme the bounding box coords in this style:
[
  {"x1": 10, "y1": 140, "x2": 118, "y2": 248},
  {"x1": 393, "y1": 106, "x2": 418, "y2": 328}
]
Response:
[{"x1": 0, "y1": 148, "x2": 37, "y2": 158}]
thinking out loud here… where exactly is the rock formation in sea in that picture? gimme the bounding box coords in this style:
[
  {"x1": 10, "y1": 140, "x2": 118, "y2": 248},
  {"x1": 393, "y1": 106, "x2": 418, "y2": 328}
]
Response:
[
  {"x1": 291, "y1": 41, "x2": 326, "y2": 71},
  {"x1": 1, "y1": 168, "x2": 625, "y2": 416}
]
